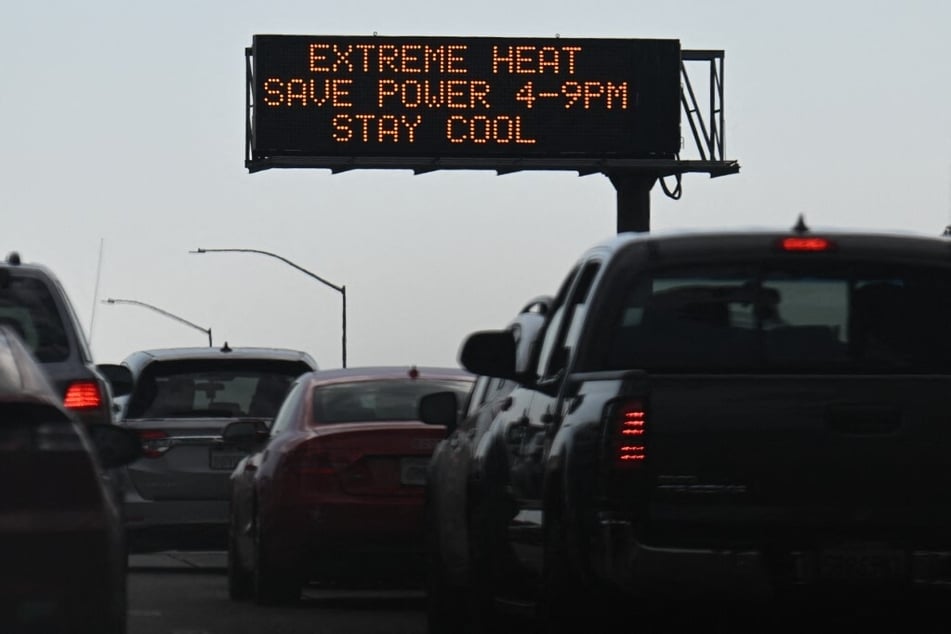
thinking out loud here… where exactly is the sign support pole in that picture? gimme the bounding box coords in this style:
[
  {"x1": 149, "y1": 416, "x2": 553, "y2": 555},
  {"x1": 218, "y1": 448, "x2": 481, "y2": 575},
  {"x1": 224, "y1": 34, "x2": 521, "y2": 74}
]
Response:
[{"x1": 609, "y1": 172, "x2": 657, "y2": 233}]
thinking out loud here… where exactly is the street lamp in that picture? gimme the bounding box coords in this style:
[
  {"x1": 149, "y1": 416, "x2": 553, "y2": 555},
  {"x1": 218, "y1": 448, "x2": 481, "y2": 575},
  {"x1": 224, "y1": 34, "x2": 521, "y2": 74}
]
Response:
[
  {"x1": 189, "y1": 248, "x2": 347, "y2": 368},
  {"x1": 102, "y1": 298, "x2": 213, "y2": 347}
]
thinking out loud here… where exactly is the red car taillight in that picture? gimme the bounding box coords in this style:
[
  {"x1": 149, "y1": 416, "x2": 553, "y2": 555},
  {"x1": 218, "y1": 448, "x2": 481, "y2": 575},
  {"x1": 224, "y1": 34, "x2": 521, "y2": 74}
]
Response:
[
  {"x1": 63, "y1": 380, "x2": 103, "y2": 410},
  {"x1": 611, "y1": 399, "x2": 647, "y2": 468},
  {"x1": 289, "y1": 446, "x2": 343, "y2": 494},
  {"x1": 138, "y1": 430, "x2": 172, "y2": 458},
  {"x1": 298, "y1": 451, "x2": 336, "y2": 477}
]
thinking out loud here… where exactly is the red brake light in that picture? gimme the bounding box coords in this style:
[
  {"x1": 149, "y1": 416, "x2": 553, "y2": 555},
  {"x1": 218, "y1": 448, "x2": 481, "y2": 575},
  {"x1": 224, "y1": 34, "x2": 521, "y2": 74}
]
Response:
[
  {"x1": 63, "y1": 380, "x2": 103, "y2": 410},
  {"x1": 299, "y1": 452, "x2": 337, "y2": 477},
  {"x1": 292, "y1": 448, "x2": 344, "y2": 494},
  {"x1": 779, "y1": 237, "x2": 834, "y2": 252},
  {"x1": 613, "y1": 400, "x2": 647, "y2": 468},
  {"x1": 138, "y1": 429, "x2": 171, "y2": 458}
]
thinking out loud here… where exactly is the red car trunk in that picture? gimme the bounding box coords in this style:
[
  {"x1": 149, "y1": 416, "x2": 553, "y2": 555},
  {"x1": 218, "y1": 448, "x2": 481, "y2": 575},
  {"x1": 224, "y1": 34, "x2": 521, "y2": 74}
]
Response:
[{"x1": 293, "y1": 422, "x2": 443, "y2": 498}]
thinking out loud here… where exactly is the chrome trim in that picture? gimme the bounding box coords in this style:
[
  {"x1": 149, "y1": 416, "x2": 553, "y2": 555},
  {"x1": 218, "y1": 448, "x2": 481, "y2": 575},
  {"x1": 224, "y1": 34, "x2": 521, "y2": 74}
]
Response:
[{"x1": 161, "y1": 435, "x2": 224, "y2": 446}]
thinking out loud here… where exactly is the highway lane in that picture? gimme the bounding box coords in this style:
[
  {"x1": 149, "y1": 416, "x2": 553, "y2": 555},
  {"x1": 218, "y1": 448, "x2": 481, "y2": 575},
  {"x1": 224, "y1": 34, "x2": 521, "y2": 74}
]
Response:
[
  {"x1": 128, "y1": 552, "x2": 426, "y2": 634},
  {"x1": 126, "y1": 552, "x2": 949, "y2": 634}
]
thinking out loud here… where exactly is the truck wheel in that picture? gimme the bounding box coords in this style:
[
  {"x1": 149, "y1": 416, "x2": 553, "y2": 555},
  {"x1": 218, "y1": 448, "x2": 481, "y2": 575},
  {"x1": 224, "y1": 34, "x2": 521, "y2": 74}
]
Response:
[
  {"x1": 425, "y1": 538, "x2": 470, "y2": 633},
  {"x1": 538, "y1": 515, "x2": 593, "y2": 634},
  {"x1": 467, "y1": 496, "x2": 506, "y2": 634},
  {"x1": 425, "y1": 491, "x2": 479, "y2": 634}
]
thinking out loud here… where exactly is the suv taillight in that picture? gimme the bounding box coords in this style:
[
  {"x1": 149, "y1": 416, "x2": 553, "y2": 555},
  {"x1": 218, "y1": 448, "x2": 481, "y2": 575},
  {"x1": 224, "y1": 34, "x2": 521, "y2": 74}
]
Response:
[
  {"x1": 63, "y1": 380, "x2": 103, "y2": 410},
  {"x1": 138, "y1": 430, "x2": 172, "y2": 458},
  {"x1": 0, "y1": 421, "x2": 85, "y2": 453},
  {"x1": 611, "y1": 399, "x2": 647, "y2": 468}
]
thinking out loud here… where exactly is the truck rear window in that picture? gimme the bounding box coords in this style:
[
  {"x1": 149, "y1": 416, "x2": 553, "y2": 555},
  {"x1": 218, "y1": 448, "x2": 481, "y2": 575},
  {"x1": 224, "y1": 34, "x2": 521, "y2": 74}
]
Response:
[{"x1": 603, "y1": 260, "x2": 951, "y2": 373}]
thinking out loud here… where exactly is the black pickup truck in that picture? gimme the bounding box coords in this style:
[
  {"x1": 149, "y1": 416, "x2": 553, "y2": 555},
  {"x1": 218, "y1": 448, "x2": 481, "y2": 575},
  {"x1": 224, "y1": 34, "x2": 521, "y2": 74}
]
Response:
[{"x1": 422, "y1": 221, "x2": 951, "y2": 632}]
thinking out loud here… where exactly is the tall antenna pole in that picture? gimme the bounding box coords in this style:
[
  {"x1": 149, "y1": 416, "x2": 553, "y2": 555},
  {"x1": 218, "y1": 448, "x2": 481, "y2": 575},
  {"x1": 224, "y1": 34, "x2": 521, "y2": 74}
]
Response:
[{"x1": 88, "y1": 238, "x2": 105, "y2": 343}]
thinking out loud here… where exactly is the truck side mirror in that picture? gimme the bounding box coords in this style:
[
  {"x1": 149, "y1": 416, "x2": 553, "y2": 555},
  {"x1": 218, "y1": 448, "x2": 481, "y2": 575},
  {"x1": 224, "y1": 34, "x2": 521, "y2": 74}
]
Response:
[
  {"x1": 97, "y1": 363, "x2": 134, "y2": 398},
  {"x1": 419, "y1": 391, "x2": 460, "y2": 435},
  {"x1": 459, "y1": 330, "x2": 517, "y2": 380}
]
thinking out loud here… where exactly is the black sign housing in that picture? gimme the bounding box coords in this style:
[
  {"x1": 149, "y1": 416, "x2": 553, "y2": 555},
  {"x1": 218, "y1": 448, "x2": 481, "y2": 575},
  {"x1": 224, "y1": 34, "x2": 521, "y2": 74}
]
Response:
[{"x1": 250, "y1": 35, "x2": 682, "y2": 163}]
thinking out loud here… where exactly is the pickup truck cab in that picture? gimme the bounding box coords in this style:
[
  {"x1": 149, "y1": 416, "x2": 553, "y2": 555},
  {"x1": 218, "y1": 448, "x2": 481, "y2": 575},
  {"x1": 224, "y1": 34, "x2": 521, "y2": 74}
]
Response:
[{"x1": 423, "y1": 220, "x2": 951, "y2": 632}]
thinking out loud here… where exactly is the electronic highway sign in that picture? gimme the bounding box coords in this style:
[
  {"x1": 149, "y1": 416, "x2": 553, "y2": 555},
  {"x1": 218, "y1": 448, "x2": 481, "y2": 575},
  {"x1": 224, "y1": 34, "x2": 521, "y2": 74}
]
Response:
[{"x1": 248, "y1": 35, "x2": 682, "y2": 168}]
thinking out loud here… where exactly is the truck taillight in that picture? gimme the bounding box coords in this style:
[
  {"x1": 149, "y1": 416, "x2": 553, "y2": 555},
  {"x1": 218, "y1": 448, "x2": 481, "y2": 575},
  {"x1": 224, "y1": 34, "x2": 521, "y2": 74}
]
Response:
[
  {"x1": 612, "y1": 399, "x2": 647, "y2": 468},
  {"x1": 63, "y1": 380, "x2": 102, "y2": 410},
  {"x1": 778, "y1": 237, "x2": 835, "y2": 252},
  {"x1": 138, "y1": 430, "x2": 171, "y2": 458}
]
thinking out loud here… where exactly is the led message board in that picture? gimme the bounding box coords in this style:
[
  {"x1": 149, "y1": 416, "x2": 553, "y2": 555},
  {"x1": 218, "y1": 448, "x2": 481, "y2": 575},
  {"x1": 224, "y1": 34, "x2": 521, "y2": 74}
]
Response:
[{"x1": 249, "y1": 35, "x2": 682, "y2": 164}]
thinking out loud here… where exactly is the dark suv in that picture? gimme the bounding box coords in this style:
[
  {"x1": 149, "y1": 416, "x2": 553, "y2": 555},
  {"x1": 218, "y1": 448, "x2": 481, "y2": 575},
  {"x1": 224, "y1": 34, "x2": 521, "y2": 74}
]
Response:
[
  {"x1": 0, "y1": 324, "x2": 142, "y2": 634},
  {"x1": 0, "y1": 252, "x2": 133, "y2": 425}
]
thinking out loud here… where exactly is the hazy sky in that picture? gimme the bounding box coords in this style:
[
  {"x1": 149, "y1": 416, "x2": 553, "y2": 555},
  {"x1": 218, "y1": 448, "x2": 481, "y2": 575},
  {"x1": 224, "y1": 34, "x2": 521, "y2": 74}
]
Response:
[{"x1": 3, "y1": 1, "x2": 950, "y2": 369}]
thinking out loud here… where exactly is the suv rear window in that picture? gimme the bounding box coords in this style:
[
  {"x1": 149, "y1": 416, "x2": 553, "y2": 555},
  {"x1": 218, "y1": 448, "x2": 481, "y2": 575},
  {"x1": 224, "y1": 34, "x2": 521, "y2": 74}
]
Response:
[
  {"x1": 0, "y1": 274, "x2": 70, "y2": 362},
  {"x1": 603, "y1": 259, "x2": 951, "y2": 373},
  {"x1": 125, "y1": 360, "x2": 312, "y2": 419}
]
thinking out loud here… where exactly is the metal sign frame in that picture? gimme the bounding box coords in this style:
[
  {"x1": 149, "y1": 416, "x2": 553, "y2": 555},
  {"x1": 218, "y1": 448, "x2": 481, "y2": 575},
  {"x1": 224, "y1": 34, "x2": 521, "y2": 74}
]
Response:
[{"x1": 245, "y1": 40, "x2": 737, "y2": 179}]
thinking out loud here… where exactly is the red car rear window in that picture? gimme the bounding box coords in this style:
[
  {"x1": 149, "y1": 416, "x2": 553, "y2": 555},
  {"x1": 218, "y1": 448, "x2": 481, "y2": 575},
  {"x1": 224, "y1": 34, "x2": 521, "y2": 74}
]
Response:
[{"x1": 312, "y1": 378, "x2": 471, "y2": 423}]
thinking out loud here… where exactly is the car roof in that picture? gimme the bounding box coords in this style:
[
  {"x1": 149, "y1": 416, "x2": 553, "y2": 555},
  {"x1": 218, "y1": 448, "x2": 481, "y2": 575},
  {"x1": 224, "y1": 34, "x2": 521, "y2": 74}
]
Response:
[
  {"x1": 0, "y1": 325, "x2": 69, "y2": 412},
  {"x1": 121, "y1": 344, "x2": 319, "y2": 375},
  {"x1": 580, "y1": 222, "x2": 951, "y2": 263},
  {"x1": 0, "y1": 251, "x2": 59, "y2": 276},
  {"x1": 599, "y1": 221, "x2": 947, "y2": 247},
  {"x1": 0, "y1": 252, "x2": 94, "y2": 367},
  {"x1": 298, "y1": 365, "x2": 474, "y2": 386}
]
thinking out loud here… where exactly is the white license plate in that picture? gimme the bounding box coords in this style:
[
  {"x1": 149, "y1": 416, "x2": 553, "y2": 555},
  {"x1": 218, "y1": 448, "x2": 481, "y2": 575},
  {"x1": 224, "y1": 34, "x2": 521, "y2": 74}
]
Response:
[
  {"x1": 400, "y1": 457, "x2": 429, "y2": 486},
  {"x1": 209, "y1": 449, "x2": 245, "y2": 471}
]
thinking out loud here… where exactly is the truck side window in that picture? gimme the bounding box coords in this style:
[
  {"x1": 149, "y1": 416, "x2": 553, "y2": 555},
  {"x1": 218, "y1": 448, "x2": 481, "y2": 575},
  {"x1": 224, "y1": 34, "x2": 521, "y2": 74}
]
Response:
[
  {"x1": 535, "y1": 261, "x2": 601, "y2": 379},
  {"x1": 535, "y1": 306, "x2": 566, "y2": 379},
  {"x1": 465, "y1": 375, "x2": 491, "y2": 417}
]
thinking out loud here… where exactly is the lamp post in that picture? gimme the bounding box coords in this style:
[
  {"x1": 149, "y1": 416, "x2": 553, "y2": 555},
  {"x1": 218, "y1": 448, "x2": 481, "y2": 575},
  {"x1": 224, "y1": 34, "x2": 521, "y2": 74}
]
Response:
[
  {"x1": 190, "y1": 248, "x2": 347, "y2": 368},
  {"x1": 102, "y1": 298, "x2": 213, "y2": 347}
]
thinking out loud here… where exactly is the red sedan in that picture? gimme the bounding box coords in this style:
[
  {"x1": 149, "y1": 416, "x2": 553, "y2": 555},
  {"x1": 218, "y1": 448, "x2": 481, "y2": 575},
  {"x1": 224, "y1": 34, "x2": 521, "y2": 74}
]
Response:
[{"x1": 225, "y1": 366, "x2": 473, "y2": 604}]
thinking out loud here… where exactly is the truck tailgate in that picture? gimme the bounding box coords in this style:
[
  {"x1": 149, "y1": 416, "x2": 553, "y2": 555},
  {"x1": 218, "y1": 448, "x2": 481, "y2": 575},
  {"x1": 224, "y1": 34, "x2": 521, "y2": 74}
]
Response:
[{"x1": 643, "y1": 374, "x2": 951, "y2": 541}]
